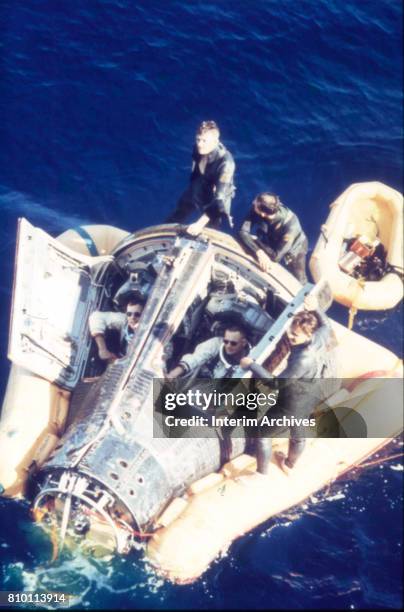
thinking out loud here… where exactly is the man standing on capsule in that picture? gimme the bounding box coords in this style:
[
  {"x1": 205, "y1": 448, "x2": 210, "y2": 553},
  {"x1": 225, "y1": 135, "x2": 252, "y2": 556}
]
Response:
[{"x1": 166, "y1": 120, "x2": 236, "y2": 233}]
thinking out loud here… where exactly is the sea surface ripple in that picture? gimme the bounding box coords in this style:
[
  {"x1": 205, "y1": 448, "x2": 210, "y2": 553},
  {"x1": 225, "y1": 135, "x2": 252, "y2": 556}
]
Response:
[{"x1": 0, "y1": 0, "x2": 402, "y2": 609}]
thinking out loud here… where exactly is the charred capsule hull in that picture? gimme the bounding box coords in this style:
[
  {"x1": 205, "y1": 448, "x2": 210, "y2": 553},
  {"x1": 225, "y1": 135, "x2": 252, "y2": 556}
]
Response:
[
  {"x1": 35, "y1": 436, "x2": 244, "y2": 550},
  {"x1": 33, "y1": 339, "x2": 246, "y2": 546}
]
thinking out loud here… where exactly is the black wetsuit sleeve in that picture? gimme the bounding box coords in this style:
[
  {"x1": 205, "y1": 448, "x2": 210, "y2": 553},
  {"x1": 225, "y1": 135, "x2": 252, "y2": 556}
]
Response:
[
  {"x1": 190, "y1": 146, "x2": 199, "y2": 180},
  {"x1": 273, "y1": 215, "x2": 303, "y2": 261},
  {"x1": 204, "y1": 155, "x2": 235, "y2": 216},
  {"x1": 239, "y1": 214, "x2": 277, "y2": 260},
  {"x1": 283, "y1": 307, "x2": 333, "y2": 379},
  {"x1": 239, "y1": 211, "x2": 260, "y2": 253},
  {"x1": 281, "y1": 350, "x2": 314, "y2": 378}
]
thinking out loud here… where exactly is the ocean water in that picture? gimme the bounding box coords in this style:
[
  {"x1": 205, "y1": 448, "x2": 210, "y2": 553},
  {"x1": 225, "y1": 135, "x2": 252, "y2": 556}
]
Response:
[{"x1": 0, "y1": 0, "x2": 402, "y2": 609}]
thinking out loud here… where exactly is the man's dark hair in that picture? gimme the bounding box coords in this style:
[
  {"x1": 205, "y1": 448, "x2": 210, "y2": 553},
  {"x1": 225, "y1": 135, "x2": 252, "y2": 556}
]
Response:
[
  {"x1": 264, "y1": 311, "x2": 321, "y2": 373},
  {"x1": 126, "y1": 296, "x2": 146, "y2": 309},
  {"x1": 291, "y1": 310, "x2": 322, "y2": 335},
  {"x1": 253, "y1": 192, "x2": 281, "y2": 215},
  {"x1": 224, "y1": 324, "x2": 248, "y2": 338},
  {"x1": 197, "y1": 120, "x2": 220, "y2": 135}
]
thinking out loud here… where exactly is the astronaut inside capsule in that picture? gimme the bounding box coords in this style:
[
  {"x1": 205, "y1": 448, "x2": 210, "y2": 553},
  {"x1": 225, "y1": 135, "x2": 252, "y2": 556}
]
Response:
[{"x1": 86, "y1": 256, "x2": 282, "y2": 376}]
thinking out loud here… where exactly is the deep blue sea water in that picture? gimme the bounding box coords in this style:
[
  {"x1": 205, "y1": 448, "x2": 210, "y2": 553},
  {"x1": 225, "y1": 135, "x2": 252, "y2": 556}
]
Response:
[{"x1": 0, "y1": 0, "x2": 402, "y2": 609}]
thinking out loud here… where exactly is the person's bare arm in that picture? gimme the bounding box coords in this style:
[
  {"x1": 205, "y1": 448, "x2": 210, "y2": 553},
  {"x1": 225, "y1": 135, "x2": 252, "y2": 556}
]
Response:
[
  {"x1": 240, "y1": 357, "x2": 273, "y2": 378},
  {"x1": 166, "y1": 364, "x2": 186, "y2": 380},
  {"x1": 186, "y1": 214, "x2": 210, "y2": 237},
  {"x1": 93, "y1": 334, "x2": 119, "y2": 361}
]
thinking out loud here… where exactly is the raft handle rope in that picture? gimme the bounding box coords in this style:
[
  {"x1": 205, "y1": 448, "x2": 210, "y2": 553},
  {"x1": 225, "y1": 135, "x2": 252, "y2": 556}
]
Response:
[
  {"x1": 347, "y1": 277, "x2": 366, "y2": 329},
  {"x1": 353, "y1": 451, "x2": 403, "y2": 470},
  {"x1": 323, "y1": 450, "x2": 404, "y2": 496},
  {"x1": 385, "y1": 263, "x2": 404, "y2": 281},
  {"x1": 345, "y1": 365, "x2": 402, "y2": 393}
]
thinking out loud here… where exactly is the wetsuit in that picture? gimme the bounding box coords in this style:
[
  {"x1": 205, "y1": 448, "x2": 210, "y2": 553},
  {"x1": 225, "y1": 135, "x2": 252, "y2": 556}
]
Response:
[
  {"x1": 167, "y1": 143, "x2": 235, "y2": 228},
  {"x1": 239, "y1": 204, "x2": 308, "y2": 283},
  {"x1": 247, "y1": 312, "x2": 338, "y2": 473}
]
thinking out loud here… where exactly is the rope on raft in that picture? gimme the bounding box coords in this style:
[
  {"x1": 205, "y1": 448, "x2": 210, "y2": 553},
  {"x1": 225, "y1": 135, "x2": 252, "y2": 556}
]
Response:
[
  {"x1": 348, "y1": 305, "x2": 357, "y2": 330},
  {"x1": 324, "y1": 451, "x2": 403, "y2": 496},
  {"x1": 354, "y1": 452, "x2": 403, "y2": 470},
  {"x1": 348, "y1": 277, "x2": 366, "y2": 329}
]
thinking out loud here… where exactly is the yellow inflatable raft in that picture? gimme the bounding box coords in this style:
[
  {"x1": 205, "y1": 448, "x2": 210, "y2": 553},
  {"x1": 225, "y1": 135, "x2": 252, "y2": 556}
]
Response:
[
  {"x1": 0, "y1": 221, "x2": 402, "y2": 586},
  {"x1": 146, "y1": 327, "x2": 402, "y2": 584},
  {"x1": 0, "y1": 223, "x2": 129, "y2": 496},
  {"x1": 310, "y1": 182, "x2": 403, "y2": 310}
]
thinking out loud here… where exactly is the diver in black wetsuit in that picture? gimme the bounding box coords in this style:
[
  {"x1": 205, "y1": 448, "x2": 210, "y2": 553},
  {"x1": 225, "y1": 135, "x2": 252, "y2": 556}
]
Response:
[
  {"x1": 167, "y1": 120, "x2": 235, "y2": 232},
  {"x1": 239, "y1": 193, "x2": 308, "y2": 284},
  {"x1": 240, "y1": 305, "x2": 338, "y2": 474}
]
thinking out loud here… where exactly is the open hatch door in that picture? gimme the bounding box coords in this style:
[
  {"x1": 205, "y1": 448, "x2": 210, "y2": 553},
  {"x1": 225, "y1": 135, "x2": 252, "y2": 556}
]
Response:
[{"x1": 8, "y1": 218, "x2": 113, "y2": 389}]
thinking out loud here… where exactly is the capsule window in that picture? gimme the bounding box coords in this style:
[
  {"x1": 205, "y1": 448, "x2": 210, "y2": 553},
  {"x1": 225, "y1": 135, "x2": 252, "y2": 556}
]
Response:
[
  {"x1": 137, "y1": 476, "x2": 144, "y2": 486},
  {"x1": 110, "y1": 472, "x2": 119, "y2": 481},
  {"x1": 119, "y1": 460, "x2": 128, "y2": 468}
]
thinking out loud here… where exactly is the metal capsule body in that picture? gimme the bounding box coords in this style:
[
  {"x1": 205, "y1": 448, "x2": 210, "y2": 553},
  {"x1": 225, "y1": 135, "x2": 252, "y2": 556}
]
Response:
[{"x1": 4, "y1": 223, "x2": 302, "y2": 554}]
